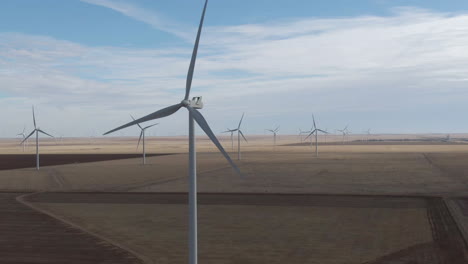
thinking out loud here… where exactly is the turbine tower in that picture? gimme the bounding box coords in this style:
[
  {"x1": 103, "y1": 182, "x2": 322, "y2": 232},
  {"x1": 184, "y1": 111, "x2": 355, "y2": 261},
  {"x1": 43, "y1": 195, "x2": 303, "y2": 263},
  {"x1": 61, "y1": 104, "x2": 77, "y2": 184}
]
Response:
[
  {"x1": 21, "y1": 106, "x2": 54, "y2": 170},
  {"x1": 131, "y1": 115, "x2": 158, "y2": 165},
  {"x1": 366, "y1": 128, "x2": 371, "y2": 142},
  {"x1": 103, "y1": 2, "x2": 241, "y2": 264},
  {"x1": 304, "y1": 114, "x2": 328, "y2": 157},
  {"x1": 222, "y1": 128, "x2": 235, "y2": 151},
  {"x1": 222, "y1": 113, "x2": 247, "y2": 160},
  {"x1": 17, "y1": 126, "x2": 27, "y2": 152},
  {"x1": 337, "y1": 125, "x2": 350, "y2": 144},
  {"x1": 266, "y1": 126, "x2": 280, "y2": 149}
]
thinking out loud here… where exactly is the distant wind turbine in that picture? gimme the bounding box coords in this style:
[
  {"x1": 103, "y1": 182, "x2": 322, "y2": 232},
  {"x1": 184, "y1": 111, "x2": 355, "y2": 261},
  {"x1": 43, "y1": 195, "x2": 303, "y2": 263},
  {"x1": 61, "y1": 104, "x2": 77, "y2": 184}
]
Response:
[
  {"x1": 266, "y1": 126, "x2": 280, "y2": 148},
  {"x1": 298, "y1": 128, "x2": 309, "y2": 143},
  {"x1": 17, "y1": 126, "x2": 27, "y2": 152},
  {"x1": 365, "y1": 128, "x2": 371, "y2": 142},
  {"x1": 304, "y1": 114, "x2": 328, "y2": 157},
  {"x1": 131, "y1": 115, "x2": 158, "y2": 165},
  {"x1": 222, "y1": 128, "x2": 235, "y2": 151},
  {"x1": 21, "y1": 106, "x2": 54, "y2": 170},
  {"x1": 337, "y1": 125, "x2": 350, "y2": 144},
  {"x1": 103, "y1": 1, "x2": 241, "y2": 264},
  {"x1": 222, "y1": 113, "x2": 247, "y2": 160}
]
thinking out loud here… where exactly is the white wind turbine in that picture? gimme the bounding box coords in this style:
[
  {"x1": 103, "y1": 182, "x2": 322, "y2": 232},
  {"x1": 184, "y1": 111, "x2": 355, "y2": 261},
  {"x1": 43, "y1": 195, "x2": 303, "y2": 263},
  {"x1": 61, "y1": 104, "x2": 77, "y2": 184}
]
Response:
[
  {"x1": 365, "y1": 128, "x2": 371, "y2": 142},
  {"x1": 21, "y1": 107, "x2": 54, "y2": 170},
  {"x1": 337, "y1": 125, "x2": 350, "y2": 144},
  {"x1": 17, "y1": 126, "x2": 27, "y2": 152},
  {"x1": 222, "y1": 113, "x2": 247, "y2": 160},
  {"x1": 229, "y1": 113, "x2": 247, "y2": 160},
  {"x1": 298, "y1": 128, "x2": 309, "y2": 143},
  {"x1": 304, "y1": 114, "x2": 328, "y2": 157},
  {"x1": 266, "y1": 126, "x2": 280, "y2": 148},
  {"x1": 131, "y1": 115, "x2": 158, "y2": 165},
  {"x1": 103, "y1": 1, "x2": 241, "y2": 264},
  {"x1": 222, "y1": 128, "x2": 236, "y2": 151}
]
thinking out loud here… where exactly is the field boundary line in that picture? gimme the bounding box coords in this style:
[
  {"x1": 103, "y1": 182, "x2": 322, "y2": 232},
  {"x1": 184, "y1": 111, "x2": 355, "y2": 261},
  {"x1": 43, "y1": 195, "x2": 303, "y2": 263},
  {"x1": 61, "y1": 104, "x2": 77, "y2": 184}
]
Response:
[
  {"x1": 444, "y1": 197, "x2": 468, "y2": 248},
  {"x1": 16, "y1": 192, "x2": 153, "y2": 264}
]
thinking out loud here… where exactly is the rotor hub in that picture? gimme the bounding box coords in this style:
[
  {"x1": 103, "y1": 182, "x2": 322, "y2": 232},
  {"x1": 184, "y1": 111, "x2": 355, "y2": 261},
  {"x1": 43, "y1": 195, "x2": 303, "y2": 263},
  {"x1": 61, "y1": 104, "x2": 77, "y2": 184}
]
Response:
[{"x1": 181, "y1": 99, "x2": 190, "y2": 107}]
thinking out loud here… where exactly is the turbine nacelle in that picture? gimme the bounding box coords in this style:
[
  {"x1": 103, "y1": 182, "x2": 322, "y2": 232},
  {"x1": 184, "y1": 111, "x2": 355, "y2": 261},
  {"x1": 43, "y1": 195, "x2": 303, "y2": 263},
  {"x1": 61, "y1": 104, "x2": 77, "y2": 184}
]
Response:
[{"x1": 182, "y1": 97, "x2": 204, "y2": 109}]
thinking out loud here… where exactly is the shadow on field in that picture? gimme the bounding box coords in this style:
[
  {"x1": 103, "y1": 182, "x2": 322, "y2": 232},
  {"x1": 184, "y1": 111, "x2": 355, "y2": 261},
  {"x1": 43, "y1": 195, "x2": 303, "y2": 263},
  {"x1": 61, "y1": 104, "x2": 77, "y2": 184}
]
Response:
[{"x1": 0, "y1": 153, "x2": 175, "y2": 170}]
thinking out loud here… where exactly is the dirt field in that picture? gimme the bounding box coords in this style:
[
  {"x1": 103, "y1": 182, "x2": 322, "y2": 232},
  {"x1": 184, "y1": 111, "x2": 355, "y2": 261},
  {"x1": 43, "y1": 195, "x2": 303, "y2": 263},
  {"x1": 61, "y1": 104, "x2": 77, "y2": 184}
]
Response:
[
  {"x1": 0, "y1": 192, "x2": 142, "y2": 264},
  {"x1": 0, "y1": 153, "x2": 172, "y2": 170},
  {"x1": 27, "y1": 192, "x2": 468, "y2": 264},
  {"x1": 1, "y1": 148, "x2": 468, "y2": 196}
]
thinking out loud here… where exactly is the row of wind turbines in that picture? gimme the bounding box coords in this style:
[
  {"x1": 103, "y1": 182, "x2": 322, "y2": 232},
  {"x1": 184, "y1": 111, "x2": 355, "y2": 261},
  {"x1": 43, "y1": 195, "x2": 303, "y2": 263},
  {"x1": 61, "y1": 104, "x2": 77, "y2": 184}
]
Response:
[{"x1": 17, "y1": 107, "x2": 371, "y2": 170}]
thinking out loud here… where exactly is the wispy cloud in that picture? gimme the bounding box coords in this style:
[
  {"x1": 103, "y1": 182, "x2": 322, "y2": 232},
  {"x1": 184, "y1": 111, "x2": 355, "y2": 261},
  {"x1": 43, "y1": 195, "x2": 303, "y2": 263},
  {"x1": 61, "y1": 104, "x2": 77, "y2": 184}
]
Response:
[
  {"x1": 2, "y1": 7, "x2": 468, "y2": 136},
  {"x1": 79, "y1": 0, "x2": 191, "y2": 40}
]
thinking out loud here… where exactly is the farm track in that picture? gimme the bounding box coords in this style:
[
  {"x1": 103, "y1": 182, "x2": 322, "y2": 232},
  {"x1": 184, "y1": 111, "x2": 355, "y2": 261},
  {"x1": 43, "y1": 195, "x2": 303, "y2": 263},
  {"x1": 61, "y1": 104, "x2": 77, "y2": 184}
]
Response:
[{"x1": 0, "y1": 192, "x2": 142, "y2": 264}]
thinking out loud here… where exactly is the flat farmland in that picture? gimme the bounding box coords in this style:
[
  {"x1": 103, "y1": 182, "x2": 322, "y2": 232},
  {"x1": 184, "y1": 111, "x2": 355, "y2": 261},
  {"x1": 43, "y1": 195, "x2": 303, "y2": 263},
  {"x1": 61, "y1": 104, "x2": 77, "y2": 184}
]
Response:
[
  {"x1": 0, "y1": 193, "x2": 142, "y2": 264},
  {"x1": 1, "y1": 148, "x2": 468, "y2": 196},
  {"x1": 1, "y1": 136, "x2": 468, "y2": 263},
  {"x1": 27, "y1": 192, "x2": 464, "y2": 264}
]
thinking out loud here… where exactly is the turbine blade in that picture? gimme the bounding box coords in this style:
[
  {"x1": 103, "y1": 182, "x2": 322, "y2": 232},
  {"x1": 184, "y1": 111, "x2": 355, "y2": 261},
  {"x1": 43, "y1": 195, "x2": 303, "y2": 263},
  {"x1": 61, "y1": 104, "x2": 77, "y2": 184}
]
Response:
[
  {"x1": 275, "y1": 126, "x2": 280, "y2": 132},
  {"x1": 104, "y1": 103, "x2": 182, "y2": 135},
  {"x1": 187, "y1": 106, "x2": 242, "y2": 176},
  {"x1": 21, "y1": 130, "x2": 35, "y2": 144},
  {"x1": 318, "y1": 129, "x2": 328, "y2": 134},
  {"x1": 130, "y1": 115, "x2": 143, "y2": 129},
  {"x1": 239, "y1": 130, "x2": 248, "y2": 142},
  {"x1": 143, "y1": 123, "x2": 159, "y2": 130},
  {"x1": 32, "y1": 106, "x2": 36, "y2": 129},
  {"x1": 137, "y1": 131, "x2": 143, "y2": 149},
  {"x1": 304, "y1": 131, "x2": 314, "y2": 140},
  {"x1": 312, "y1": 114, "x2": 316, "y2": 129},
  {"x1": 184, "y1": 0, "x2": 208, "y2": 101},
  {"x1": 237, "y1": 112, "x2": 244, "y2": 129},
  {"x1": 38, "y1": 129, "x2": 54, "y2": 138}
]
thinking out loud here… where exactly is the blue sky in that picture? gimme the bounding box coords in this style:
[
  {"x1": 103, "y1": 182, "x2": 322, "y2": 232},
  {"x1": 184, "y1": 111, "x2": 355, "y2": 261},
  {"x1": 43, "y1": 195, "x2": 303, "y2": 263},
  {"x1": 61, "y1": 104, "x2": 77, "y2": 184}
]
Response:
[{"x1": 1, "y1": 0, "x2": 468, "y2": 137}]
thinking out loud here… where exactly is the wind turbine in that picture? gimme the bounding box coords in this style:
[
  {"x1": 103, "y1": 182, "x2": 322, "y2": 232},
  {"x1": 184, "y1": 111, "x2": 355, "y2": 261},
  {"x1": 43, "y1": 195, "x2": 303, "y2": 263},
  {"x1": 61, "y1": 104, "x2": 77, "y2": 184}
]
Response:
[
  {"x1": 222, "y1": 128, "x2": 235, "y2": 151},
  {"x1": 298, "y1": 128, "x2": 309, "y2": 143},
  {"x1": 337, "y1": 125, "x2": 350, "y2": 144},
  {"x1": 222, "y1": 113, "x2": 247, "y2": 160},
  {"x1": 21, "y1": 107, "x2": 54, "y2": 170},
  {"x1": 103, "y1": 2, "x2": 241, "y2": 264},
  {"x1": 365, "y1": 128, "x2": 371, "y2": 142},
  {"x1": 17, "y1": 126, "x2": 27, "y2": 152},
  {"x1": 304, "y1": 114, "x2": 328, "y2": 157},
  {"x1": 266, "y1": 126, "x2": 280, "y2": 148},
  {"x1": 131, "y1": 115, "x2": 158, "y2": 165}
]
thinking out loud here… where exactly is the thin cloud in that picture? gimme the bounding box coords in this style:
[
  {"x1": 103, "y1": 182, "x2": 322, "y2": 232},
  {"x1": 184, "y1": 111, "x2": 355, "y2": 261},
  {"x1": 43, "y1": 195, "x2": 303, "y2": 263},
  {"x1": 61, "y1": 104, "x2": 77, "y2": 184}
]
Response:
[{"x1": 79, "y1": 0, "x2": 191, "y2": 40}]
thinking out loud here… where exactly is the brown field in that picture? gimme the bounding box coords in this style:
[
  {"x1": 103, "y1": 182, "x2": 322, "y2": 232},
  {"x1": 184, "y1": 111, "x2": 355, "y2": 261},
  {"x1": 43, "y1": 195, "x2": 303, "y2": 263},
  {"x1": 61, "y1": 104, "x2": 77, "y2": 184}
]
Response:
[
  {"x1": 0, "y1": 192, "x2": 142, "y2": 264},
  {"x1": 27, "y1": 192, "x2": 464, "y2": 264},
  {"x1": 1, "y1": 135, "x2": 468, "y2": 263}
]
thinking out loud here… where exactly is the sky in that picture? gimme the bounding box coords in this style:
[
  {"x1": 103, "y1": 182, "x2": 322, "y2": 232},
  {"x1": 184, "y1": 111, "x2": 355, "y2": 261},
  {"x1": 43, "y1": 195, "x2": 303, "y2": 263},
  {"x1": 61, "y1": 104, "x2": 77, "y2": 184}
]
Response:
[{"x1": 1, "y1": 0, "x2": 468, "y2": 138}]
